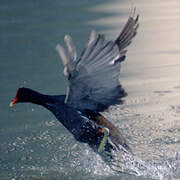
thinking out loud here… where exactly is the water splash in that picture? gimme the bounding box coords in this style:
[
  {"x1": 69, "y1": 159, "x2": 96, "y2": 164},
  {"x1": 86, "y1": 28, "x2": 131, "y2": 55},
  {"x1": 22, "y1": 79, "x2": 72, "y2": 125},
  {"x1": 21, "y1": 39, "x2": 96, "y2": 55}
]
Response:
[
  {"x1": 3, "y1": 126, "x2": 180, "y2": 180},
  {"x1": 104, "y1": 148, "x2": 180, "y2": 179}
]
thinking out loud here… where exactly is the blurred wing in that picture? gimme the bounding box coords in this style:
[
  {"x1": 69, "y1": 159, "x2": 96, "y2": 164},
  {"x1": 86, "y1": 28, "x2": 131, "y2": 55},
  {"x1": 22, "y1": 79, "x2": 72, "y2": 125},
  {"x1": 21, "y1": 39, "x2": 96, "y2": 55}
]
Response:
[{"x1": 56, "y1": 13, "x2": 139, "y2": 111}]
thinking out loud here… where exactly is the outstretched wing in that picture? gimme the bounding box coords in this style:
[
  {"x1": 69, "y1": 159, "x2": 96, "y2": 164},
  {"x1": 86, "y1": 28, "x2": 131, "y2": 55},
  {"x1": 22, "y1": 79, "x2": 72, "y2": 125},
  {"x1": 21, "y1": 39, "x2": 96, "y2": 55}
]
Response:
[{"x1": 56, "y1": 13, "x2": 139, "y2": 111}]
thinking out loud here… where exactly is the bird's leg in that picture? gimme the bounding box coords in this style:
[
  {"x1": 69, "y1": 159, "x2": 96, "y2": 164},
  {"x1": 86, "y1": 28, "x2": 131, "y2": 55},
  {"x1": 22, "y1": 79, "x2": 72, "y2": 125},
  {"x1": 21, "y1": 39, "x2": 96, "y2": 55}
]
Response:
[
  {"x1": 98, "y1": 127, "x2": 109, "y2": 153},
  {"x1": 84, "y1": 110, "x2": 133, "y2": 154}
]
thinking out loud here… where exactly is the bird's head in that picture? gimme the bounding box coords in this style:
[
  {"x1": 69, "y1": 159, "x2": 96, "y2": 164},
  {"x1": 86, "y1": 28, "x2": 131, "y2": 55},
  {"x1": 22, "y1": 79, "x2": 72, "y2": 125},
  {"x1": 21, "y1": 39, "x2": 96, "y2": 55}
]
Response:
[{"x1": 10, "y1": 87, "x2": 33, "y2": 107}]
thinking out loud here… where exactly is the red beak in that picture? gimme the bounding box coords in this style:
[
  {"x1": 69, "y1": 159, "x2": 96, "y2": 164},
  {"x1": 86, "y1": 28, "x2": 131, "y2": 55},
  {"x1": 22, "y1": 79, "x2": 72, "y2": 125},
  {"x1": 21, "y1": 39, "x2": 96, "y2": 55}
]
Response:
[{"x1": 10, "y1": 95, "x2": 18, "y2": 107}]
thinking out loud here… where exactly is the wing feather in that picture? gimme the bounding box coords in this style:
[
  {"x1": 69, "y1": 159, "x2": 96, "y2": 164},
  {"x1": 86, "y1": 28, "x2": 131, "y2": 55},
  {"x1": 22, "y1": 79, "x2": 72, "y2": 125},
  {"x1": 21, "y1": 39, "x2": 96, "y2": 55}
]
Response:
[
  {"x1": 64, "y1": 35, "x2": 77, "y2": 62},
  {"x1": 57, "y1": 13, "x2": 139, "y2": 111}
]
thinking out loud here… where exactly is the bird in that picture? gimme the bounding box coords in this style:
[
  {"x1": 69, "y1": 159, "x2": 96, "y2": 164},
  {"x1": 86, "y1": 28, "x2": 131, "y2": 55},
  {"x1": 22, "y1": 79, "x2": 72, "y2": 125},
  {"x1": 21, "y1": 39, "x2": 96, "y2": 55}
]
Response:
[{"x1": 10, "y1": 12, "x2": 139, "y2": 162}]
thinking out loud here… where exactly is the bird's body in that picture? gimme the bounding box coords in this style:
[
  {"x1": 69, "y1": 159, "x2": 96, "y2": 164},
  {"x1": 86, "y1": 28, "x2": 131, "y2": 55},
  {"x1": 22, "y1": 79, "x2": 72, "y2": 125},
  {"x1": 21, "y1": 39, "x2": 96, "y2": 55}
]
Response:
[
  {"x1": 10, "y1": 12, "x2": 139, "y2": 163},
  {"x1": 14, "y1": 87, "x2": 129, "y2": 157}
]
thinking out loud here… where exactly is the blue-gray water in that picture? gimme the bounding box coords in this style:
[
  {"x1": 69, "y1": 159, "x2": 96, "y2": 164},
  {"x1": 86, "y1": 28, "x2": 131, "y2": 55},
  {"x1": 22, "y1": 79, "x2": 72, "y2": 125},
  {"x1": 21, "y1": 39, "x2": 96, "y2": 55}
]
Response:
[{"x1": 1, "y1": 0, "x2": 180, "y2": 179}]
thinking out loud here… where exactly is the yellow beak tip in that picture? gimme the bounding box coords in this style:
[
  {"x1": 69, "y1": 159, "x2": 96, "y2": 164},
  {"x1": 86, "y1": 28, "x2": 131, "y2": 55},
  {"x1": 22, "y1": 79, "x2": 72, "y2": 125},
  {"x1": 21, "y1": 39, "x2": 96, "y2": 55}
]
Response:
[{"x1": 9, "y1": 102, "x2": 14, "y2": 107}]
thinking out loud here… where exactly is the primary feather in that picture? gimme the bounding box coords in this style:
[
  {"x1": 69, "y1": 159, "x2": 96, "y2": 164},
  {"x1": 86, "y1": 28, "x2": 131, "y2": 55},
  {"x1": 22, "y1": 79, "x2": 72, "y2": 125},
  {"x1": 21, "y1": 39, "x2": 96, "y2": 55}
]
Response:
[{"x1": 56, "y1": 13, "x2": 139, "y2": 112}]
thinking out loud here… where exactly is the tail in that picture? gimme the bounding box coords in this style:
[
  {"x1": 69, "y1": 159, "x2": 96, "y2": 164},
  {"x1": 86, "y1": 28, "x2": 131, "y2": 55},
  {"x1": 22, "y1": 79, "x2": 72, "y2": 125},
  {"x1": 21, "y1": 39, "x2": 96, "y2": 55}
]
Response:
[{"x1": 84, "y1": 110, "x2": 133, "y2": 154}]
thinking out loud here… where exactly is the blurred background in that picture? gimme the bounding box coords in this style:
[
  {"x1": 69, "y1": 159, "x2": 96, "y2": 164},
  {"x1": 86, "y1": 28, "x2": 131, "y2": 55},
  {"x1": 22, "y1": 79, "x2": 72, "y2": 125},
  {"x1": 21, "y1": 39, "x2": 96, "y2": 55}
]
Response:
[{"x1": 1, "y1": 0, "x2": 180, "y2": 179}]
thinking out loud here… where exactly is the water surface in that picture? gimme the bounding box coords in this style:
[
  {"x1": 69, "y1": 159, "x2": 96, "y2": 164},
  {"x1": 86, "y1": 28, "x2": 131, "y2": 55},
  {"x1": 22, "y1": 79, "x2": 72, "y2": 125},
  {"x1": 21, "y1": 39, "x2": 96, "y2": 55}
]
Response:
[{"x1": 1, "y1": 0, "x2": 180, "y2": 179}]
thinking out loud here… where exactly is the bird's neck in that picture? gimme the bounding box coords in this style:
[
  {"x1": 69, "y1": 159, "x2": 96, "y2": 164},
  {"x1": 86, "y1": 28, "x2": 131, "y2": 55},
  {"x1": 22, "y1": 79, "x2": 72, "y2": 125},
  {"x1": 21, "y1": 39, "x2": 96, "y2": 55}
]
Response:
[{"x1": 18, "y1": 88, "x2": 63, "y2": 109}]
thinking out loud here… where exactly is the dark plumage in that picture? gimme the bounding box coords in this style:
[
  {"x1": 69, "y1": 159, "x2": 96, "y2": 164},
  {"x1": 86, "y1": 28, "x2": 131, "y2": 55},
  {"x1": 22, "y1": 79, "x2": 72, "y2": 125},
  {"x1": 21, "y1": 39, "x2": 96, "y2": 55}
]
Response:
[{"x1": 10, "y1": 13, "x2": 139, "y2": 162}]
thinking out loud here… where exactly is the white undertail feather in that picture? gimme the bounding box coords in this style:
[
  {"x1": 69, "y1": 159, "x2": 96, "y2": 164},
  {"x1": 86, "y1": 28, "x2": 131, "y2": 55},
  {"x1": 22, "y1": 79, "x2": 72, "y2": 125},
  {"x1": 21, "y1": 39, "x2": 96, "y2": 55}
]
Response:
[
  {"x1": 64, "y1": 35, "x2": 77, "y2": 62},
  {"x1": 56, "y1": 44, "x2": 69, "y2": 66},
  {"x1": 56, "y1": 44, "x2": 69, "y2": 77},
  {"x1": 88, "y1": 30, "x2": 97, "y2": 45}
]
